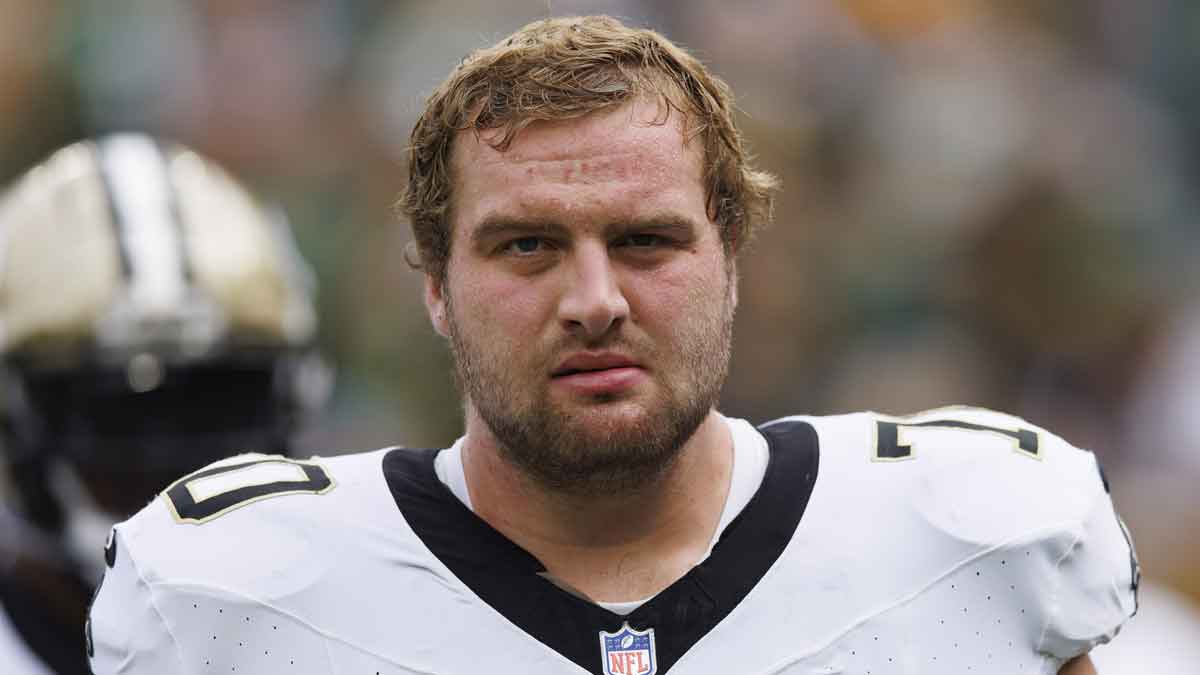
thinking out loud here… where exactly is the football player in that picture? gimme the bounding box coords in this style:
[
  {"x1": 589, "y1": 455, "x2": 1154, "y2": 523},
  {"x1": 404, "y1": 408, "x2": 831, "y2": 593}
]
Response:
[
  {"x1": 0, "y1": 133, "x2": 328, "y2": 674},
  {"x1": 88, "y1": 17, "x2": 1136, "y2": 675}
]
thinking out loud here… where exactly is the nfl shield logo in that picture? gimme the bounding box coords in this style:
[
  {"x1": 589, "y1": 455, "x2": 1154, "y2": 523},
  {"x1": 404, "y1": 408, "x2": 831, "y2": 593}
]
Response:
[{"x1": 599, "y1": 623, "x2": 657, "y2": 675}]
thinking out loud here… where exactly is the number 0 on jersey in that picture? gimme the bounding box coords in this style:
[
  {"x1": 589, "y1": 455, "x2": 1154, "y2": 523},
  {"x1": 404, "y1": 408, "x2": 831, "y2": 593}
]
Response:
[{"x1": 163, "y1": 456, "x2": 334, "y2": 524}]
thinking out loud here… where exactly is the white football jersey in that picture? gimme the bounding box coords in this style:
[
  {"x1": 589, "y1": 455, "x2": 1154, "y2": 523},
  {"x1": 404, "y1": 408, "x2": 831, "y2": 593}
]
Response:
[{"x1": 88, "y1": 408, "x2": 1138, "y2": 674}]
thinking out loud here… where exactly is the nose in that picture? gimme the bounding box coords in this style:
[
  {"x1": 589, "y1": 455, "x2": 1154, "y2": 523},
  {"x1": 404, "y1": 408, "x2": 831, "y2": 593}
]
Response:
[{"x1": 557, "y1": 241, "x2": 629, "y2": 341}]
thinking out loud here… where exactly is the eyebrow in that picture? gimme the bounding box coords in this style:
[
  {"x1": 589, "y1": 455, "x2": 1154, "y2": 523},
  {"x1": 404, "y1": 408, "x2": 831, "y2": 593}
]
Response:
[{"x1": 469, "y1": 213, "x2": 703, "y2": 249}]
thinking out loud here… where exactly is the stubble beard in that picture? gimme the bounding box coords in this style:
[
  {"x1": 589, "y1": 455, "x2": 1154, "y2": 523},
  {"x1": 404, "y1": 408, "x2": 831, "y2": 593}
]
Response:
[{"x1": 444, "y1": 288, "x2": 734, "y2": 498}]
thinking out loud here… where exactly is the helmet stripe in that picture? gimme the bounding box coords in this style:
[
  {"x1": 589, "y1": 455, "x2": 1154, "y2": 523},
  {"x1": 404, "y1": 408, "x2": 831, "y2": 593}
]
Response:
[
  {"x1": 152, "y1": 137, "x2": 195, "y2": 285},
  {"x1": 94, "y1": 141, "x2": 134, "y2": 281},
  {"x1": 96, "y1": 135, "x2": 189, "y2": 318}
]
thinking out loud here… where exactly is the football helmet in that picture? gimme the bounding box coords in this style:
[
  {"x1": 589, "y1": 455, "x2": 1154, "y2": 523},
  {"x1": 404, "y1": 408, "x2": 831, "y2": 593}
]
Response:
[{"x1": 0, "y1": 133, "x2": 329, "y2": 577}]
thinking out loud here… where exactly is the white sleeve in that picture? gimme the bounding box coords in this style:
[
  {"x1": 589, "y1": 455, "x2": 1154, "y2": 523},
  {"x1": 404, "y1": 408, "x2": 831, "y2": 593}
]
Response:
[
  {"x1": 1036, "y1": 454, "x2": 1140, "y2": 660},
  {"x1": 87, "y1": 526, "x2": 186, "y2": 674}
]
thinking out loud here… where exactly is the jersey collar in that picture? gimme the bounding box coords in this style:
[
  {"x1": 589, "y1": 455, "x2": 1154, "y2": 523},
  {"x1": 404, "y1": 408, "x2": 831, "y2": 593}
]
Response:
[{"x1": 382, "y1": 419, "x2": 819, "y2": 674}]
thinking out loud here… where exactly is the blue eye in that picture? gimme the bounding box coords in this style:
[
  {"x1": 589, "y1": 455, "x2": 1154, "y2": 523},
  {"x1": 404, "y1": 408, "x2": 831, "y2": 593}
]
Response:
[{"x1": 506, "y1": 237, "x2": 544, "y2": 254}]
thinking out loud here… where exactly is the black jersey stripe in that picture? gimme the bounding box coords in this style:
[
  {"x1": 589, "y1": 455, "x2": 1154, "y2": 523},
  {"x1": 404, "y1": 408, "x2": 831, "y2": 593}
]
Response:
[{"x1": 383, "y1": 419, "x2": 820, "y2": 674}]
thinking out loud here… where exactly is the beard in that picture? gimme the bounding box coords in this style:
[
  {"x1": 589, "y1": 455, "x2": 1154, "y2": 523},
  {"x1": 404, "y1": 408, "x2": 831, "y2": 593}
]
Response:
[{"x1": 444, "y1": 283, "x2": 734, "y2": 497}]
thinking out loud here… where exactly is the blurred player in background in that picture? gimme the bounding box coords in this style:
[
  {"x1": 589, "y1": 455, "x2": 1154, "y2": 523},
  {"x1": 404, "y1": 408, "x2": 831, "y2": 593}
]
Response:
[
  {"x1": 88, "y1": 17, "x2": 1134, "y2": 675},
  {"x1": 0, "y1": 133, "x2": 328, "y2": 674}
]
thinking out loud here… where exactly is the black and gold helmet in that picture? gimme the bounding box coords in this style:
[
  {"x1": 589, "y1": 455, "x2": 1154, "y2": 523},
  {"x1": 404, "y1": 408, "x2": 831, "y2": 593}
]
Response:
[{"x1": 0, "y1": 133, "x2": 329, "y2": 542}]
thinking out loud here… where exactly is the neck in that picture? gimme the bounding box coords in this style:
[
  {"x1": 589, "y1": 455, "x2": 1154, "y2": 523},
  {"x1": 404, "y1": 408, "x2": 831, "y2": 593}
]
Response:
[{"x1": 460, "y1": 409, "x2": 734, "y2": 602}]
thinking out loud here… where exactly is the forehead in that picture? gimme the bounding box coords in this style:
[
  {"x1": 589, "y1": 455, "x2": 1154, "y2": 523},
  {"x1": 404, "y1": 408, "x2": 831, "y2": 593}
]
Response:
[{"x1": 450, "y1": 99, "x2": 706, "y2": 229}]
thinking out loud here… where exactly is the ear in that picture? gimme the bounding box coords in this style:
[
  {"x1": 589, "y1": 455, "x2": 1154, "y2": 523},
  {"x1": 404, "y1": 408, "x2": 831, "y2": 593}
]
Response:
[{"x1": 424, "y1": 274, "x2": 451, "y2": 338}]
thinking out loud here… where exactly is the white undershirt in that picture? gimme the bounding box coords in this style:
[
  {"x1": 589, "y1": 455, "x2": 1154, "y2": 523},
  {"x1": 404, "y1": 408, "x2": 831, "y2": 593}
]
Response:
[{"x1": 433, "y1": 413, "x2": 770, "y2": 615}]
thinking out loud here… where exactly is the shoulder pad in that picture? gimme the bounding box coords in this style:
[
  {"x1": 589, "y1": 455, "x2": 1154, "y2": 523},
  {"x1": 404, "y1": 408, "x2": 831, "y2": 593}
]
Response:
[{"x1": 783, "y1": 407, "x2": 1138, "y2": 657}]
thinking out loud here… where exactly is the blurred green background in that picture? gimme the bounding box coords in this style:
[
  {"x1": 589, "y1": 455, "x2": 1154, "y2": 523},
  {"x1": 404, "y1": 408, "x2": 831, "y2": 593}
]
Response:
[{"x1": 2, "y1": 0, "x2": 1197, "y2": 646}]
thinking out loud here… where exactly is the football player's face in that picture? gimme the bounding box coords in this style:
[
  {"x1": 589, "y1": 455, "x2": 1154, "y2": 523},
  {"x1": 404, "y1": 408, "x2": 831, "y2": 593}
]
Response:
[{"x1": 426, "y1": 98, "x2": 736, "y2": 494}]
